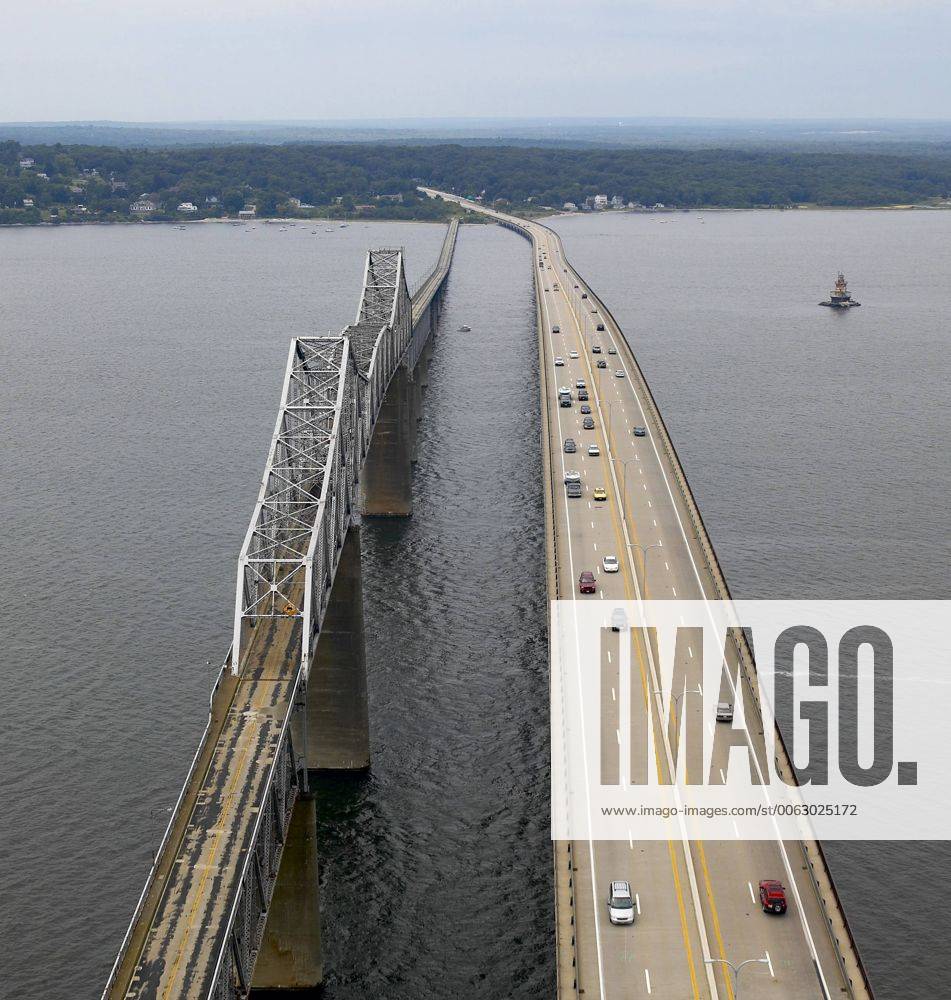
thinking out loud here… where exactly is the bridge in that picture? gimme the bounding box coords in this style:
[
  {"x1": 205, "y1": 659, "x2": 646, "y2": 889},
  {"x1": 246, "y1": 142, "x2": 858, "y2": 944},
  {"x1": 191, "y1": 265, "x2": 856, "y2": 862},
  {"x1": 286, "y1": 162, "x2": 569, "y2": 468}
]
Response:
[
  {"x1": 102, "y1": 219, "x2": 457, "y2": 1000},
  {"x1": 423, "y1": 189, "x2": 874, "y2": 1000}
]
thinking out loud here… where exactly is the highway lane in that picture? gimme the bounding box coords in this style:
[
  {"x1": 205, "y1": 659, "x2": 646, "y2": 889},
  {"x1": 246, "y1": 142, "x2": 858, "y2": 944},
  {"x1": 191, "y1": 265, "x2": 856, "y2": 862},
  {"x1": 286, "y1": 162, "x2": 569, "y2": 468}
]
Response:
[{"x1": 421, "y1": 190, "x2": 855, "y2": 1000}]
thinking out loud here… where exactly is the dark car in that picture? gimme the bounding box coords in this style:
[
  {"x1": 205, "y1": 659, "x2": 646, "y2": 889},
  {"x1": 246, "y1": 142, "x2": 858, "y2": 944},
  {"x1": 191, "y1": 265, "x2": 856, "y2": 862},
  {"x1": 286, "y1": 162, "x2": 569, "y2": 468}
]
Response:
[
  {"x1": 581, "y1": 292, "x2": 588, "y2": 299},
  {"x1": 592, "y1": 345, "x2": 602, "y2": 354},
  {"x1": 552, "y1": 325, "x2": 561, "y2": 334},
  {"x1": 579, "y1": 571, "x2": 596, "y2": 594},
  {"x1": 578, "y1": 390, "x2": 589, "y2": 401},
  {"x1": 564, "y1": 438, "x2": 577, "y2": 453},
  {"x1": 596, "y1": 323, "x2": 605, "y2": 331},
  {"x1": 597, "y1": 359, "x2": 608, "y2": 369},
  {"x1": 633, "y1": 426, "x2": 647, "y2": 437},
  {"x1": 583, "y1": 416, "x2": 595, "y2": 429},
  {"x1": 758, "y1": 880, "x2": 787, "y2": 914},
  {"x1": 580, "y1": 404, "x2": 592, "y2": 414}
]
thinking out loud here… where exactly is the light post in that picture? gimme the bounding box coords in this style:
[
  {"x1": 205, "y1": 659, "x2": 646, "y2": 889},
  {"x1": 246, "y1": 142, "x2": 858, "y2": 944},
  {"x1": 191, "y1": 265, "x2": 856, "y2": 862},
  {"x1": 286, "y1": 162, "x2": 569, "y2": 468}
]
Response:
[
  {"x1": 627, "y1": 540, "x2": 663, "y2": 597},
  {"x1": 612, "y1": 456, "x2": 638, "y2": 513},
  {"x1": 704, "y1": 957, "x2": 771, "y2": 1000}
]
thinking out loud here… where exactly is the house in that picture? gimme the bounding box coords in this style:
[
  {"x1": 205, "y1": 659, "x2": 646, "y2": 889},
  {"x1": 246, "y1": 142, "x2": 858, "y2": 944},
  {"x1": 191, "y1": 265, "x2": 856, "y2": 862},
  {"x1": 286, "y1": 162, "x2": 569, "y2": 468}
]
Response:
[
  {"x1": 36, "y1": 172, "x2": 49, "y2": 180},
  {"x1": 177, "y1": 202, "x2": 198, "y2": 213},
  {"x1": 131, "y1": 196, "x2": 158, "y2": 214},
  {"x1": 238, "y1": 205, "x2": 257, "y2": 219},
  {"x1": 563, "y1": 202, "x2": 578, "y2": 211},
  {"x1": 22, "y1": 198, "x2": 34, "y2": 208},
  {"x1": 69, "y1": 184, "x2": 85, "y2": 194},
  {"x1": 19, "y1": 157, "x2": 35, "y2": 168},
  {"x1": 593, "y1": 194, "x2": 609, "y2": 209},
  {"x1": 204, "y1": 195, "x2": 219, "y2": 205},
  {"x1": 611, "y1": 195, "x2": 624, "y2": 208}
]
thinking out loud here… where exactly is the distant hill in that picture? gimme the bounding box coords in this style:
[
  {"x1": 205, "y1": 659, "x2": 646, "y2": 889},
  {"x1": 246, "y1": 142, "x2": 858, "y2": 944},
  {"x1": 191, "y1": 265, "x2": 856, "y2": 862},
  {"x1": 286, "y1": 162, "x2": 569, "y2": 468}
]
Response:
[{"x1": 3, "y1": 118, "x2": 951, "y2": 154}]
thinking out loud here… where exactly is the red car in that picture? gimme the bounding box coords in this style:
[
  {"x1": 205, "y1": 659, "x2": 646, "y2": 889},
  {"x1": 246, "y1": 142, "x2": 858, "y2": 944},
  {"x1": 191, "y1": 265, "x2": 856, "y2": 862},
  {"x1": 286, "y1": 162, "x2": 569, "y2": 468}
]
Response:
[
  {"x1": 758, "y1": 880, "x2": 787, "y2": 914},
  {"x1": 579, "y1": 571, "x2": 597, "y2": 594}
]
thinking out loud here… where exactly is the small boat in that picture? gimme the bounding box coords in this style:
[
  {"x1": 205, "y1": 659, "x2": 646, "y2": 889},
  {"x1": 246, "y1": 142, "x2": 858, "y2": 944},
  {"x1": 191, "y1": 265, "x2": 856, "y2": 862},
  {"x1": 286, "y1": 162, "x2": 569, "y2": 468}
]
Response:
[
  {"x1": 176, "y1": 225, "x2": 187, "y2": 230},
  {"x1": 820, "y1": 273, "x2": 861, "y2": 308},
  {"x1": 458, "y1": 325, "x2": 471, "y2": 332}
]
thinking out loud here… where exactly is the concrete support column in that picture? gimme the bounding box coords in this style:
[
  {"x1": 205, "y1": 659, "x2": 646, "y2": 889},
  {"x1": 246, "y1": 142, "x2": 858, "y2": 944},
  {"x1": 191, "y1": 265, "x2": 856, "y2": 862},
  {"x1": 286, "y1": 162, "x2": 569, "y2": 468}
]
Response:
[
  {"x1": 306, "y1": 526, "x2": 370, "y2": 770},
  {"x1": 252, "y1": 796, "x2": 322, "y2": 989},
  {"x1": 361, "y1": 362, "x2": 413, "y2": 516}
]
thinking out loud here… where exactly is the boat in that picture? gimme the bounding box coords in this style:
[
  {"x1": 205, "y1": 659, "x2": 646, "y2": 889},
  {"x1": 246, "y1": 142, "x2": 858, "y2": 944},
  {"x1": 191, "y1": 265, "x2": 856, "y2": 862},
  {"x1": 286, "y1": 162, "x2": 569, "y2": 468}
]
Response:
[
  {"x1": 458, "y1": 325, "x2": 471, "y2": 332},
  {"x1": 820, "y1": 273, "x2": 861, "y2": 308}
]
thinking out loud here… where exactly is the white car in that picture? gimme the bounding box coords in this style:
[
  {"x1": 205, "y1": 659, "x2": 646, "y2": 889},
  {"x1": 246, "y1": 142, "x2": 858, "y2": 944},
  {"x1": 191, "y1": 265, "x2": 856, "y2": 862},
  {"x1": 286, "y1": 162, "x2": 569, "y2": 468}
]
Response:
[
  {"x1": 602, "y1": 555, "x2": 619, "y2": 573},
  {"x1": 554, "y1": 356, "x2": 565, "y2": 366},
  {"x1": 563, "y1": 470, "x2": 581, "y2": 484},
  {"x1": 588, "y1": 444, "x2": 600, "y2": 457},
  {"x1": 615, "y1": 369, "x2": 626, "y2": 378},
  {"x1": 569, "y1": 350, "x2": 579, "y2": 359},
  {"x1": 607, "y1": 880, "x2": 636, "y2": 925}
]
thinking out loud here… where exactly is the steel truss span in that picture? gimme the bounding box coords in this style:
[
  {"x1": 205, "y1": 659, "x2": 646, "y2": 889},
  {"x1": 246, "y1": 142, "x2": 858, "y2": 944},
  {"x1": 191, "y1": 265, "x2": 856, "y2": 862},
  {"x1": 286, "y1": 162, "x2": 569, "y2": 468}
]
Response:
[{"x1": 102, "y1": 220, "x2": 457, "y2": 1000}]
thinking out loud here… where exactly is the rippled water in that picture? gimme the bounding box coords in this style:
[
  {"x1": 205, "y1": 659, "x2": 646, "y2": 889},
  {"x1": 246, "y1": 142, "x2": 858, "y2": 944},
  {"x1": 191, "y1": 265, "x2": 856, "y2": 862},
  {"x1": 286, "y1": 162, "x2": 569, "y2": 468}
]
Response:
[
  {"x1": 550, "y1": 208, "x2": 951, "y2": 999},
  {"x1": 2, "y1": 209, "x2": 948, "y2": 998}
]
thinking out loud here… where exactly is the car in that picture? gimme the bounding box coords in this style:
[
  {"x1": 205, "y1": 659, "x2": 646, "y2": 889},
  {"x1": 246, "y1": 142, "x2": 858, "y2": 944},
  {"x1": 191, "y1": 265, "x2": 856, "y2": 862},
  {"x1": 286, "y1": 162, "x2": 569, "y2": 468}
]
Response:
[
  {"x1": 588, "y1": 444, "x2": 600, "y2": 457},
  {"x1": 596, "y1": 359, "x2": 608, "y2": 369},
  {"x1": 593, "y1": 487, "x2": 607, "y2": 501},
  {"x1": 607, "y1": 880, "x2": 635, "y2": 925},
  {"x1": 579, "y1": 571, "x2": 597, "y2": 594},
  {"x1": 608, "y1": 346, "x2": 617, "y2": 355},
  {"x1": 716, "y1": 702, "x2": 734, "y2": 723},
  {"x1": 580, "y1": 404, "x2": 592, "y2": 414},
  {"x1": 758, "y1": 880, "x2": 787, "y2": 915},
  {"x1": 581, "y1": 292, "x2": 588, "y2": 299},
  {"x1": 615, "y1": 370, "x2": 626, "y2": 378},
  {"x1": 610, "y1": 607, "x2": 628, "y2": 631},
  {"x1": 564, "y1": 469, "x2": 581, "y2": 484},
  {"x1": 602, "y1": 555, "x2": 619, "y2": 573},
  {"x1": 583, "y1": 416, "x2": 595, "y2": 429},
  {"x1": 564, "y1": 438, "x2": 576, "y2": 453},
  {"x1": 552, "y1": 325, "x2": 561, "y2": 334},
  {"x1": 574, "y1": 284, "x2": 579, "y2": 288},
  {"x1": 578, "y1": 390, "x2": 589, "y2": 401},
  {"x1": 596, "y1": 323, "x2": 605, "y2": 331},
  {"x1": 575, "y1": 379, "x2": 586, "y2": 389},
  {"x1": 554, "y1": 285, "x2": 560, "y2": 291},
  {"x1": 544, "y1": 287, "x2": 550, "y2": 292},
  {"x1": 633, "y1": 426, "x2": 647, "y2": 437},
  {"x1": 569, "y1": 350, "x2": 579, "y2": 359},
  {"x1": 566, "y1": 480, "x2": 582, "y2": 498},
  {"x1": 554, "y1": 357, "x2": 565, "y2": 366},
  {"x1": 592, "y1": 344, "x2": 602, "y2": 354}
]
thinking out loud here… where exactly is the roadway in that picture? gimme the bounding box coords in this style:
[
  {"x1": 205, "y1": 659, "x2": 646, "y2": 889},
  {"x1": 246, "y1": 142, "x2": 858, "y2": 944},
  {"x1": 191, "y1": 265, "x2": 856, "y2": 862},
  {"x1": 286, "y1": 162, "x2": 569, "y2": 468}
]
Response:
[{"x1": 423, "y1": 190, "x2": 857, "y2": 1000}]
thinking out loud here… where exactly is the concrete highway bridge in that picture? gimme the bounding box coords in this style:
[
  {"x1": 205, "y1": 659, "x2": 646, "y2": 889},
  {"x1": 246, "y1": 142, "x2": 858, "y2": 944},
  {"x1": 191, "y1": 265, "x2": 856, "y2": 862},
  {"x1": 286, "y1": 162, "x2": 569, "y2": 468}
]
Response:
[
  {"x1": 421, "y1": 189, "x2": 875, "y2": 1000},
  {"x1": 102, "y1": 219, "x2": 457, "y2": 1000}
]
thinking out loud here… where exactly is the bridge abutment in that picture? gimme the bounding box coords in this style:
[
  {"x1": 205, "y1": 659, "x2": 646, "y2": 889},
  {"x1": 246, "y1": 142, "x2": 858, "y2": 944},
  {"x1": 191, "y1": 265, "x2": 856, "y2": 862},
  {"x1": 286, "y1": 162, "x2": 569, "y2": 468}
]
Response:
[
  {"x1": 361, "y1": 362, "x2": 414, "y2": 516},
  {"x1": 306, "y1": 525, "x2": 371, "y2": 770},
  {"x1": 252, "y1": 795, "x2": 322, "y2": 990}
]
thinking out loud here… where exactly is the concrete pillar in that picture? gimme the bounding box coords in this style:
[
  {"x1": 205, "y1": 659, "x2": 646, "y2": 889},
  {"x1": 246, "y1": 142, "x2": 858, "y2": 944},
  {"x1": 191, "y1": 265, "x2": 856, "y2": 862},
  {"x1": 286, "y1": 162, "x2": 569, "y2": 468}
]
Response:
[
  {"x1": 306, "y1": 526, "x2": 370, "y2": 770},
  {"x1": 361, "y1": 362, "x2": 413, "y2": 516},
  {"x1": 252, "y1": 796, "x2": 322, "y2": 989}
]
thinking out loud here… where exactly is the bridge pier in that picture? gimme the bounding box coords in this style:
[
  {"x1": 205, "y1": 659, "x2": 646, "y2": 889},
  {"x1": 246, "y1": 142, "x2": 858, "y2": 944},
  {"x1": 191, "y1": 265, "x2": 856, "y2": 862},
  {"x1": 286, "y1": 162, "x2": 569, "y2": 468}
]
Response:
[
  {"x1": 306, "y1": 525, "x2": 371, "y2": 770},
  {"x1": 252, "y1": 795, "x2": 322, "y2": 990},
  {"x1": 361, "y1": 362, "x2": 414, "y2": 516}
]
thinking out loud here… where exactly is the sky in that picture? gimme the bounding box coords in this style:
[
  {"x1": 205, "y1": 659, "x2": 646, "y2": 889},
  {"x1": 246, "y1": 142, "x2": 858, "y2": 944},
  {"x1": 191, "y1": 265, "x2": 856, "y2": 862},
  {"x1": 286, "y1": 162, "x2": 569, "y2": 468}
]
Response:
[{"x1": 2, "y1": 0, "x2": 949, "y2": 122}]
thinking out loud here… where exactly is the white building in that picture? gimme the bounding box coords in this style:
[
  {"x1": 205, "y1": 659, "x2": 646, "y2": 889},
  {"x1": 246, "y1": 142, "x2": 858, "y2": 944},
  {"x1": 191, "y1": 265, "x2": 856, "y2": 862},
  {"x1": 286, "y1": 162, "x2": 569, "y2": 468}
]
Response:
[
  {"x1": 593, "y1": 194, "x2": 609, "y2": 209},
  {"x1": 563, "y1": 202, "x2": 578, "y2": 211},
  {"x1": 19, "y1": 157, "x2": 35, "y2": 168},
  {"x1": 611, "y1": 195, "x2": 625, "y2": 208},
  {"x1": 131, "y1": 197, "x2": 158, "y2": 214},
  {"x1": 22, "y1": 198, "x2": 34, "y2": 208},
  {"x1": 177, "y1": 202, "x2": 198, "y2": 213},
  {"x1": 238, "y1": 205, "x2": 257, "y2": 219}
]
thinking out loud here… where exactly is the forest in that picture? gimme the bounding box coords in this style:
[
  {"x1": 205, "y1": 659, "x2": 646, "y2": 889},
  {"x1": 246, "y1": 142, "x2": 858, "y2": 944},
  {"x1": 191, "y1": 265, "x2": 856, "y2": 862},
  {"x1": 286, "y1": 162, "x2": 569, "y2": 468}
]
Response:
[{"x1": 3, "y1": 139, "x2": 951, "y2": 224}]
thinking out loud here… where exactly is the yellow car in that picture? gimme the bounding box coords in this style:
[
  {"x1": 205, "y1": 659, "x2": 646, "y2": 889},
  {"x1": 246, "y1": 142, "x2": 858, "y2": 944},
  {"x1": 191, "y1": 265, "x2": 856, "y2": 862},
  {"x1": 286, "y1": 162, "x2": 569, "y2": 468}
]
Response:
[{"x1": 593, "y1": 487, "x2": 608, "y2": 502}]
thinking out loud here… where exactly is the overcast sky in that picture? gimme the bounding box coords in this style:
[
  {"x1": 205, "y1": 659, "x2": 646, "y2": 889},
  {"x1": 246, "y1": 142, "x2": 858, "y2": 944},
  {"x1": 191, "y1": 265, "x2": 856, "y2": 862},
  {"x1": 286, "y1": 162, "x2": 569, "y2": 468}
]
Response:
[{"x1": 2, "y1": 0, "x2": 948, "y2": 122}]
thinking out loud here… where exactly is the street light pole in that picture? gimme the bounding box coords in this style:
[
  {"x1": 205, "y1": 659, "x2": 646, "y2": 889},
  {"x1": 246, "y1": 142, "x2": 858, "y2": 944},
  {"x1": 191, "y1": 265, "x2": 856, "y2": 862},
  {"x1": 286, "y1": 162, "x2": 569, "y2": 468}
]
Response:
[
  {"x1": 627, "y1": 540, "x2": 663, "y2": 597},
  {"x1": 703, "y1": 957, "x2": 771, "y2": 1000}
]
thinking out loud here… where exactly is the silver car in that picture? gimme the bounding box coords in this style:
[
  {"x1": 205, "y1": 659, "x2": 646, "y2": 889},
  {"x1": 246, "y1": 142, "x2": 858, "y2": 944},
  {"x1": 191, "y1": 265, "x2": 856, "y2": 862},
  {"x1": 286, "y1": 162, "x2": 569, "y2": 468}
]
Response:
[{"x1": 607, "y1": 880, "x2": 636, "y2": 925}]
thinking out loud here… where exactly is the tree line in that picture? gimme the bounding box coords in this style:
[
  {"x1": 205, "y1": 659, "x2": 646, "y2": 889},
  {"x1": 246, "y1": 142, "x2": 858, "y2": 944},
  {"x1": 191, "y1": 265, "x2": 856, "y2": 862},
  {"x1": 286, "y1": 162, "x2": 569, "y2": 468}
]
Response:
[{"x1": 2, "y1": 139, "x2": 951, "y2": 225}]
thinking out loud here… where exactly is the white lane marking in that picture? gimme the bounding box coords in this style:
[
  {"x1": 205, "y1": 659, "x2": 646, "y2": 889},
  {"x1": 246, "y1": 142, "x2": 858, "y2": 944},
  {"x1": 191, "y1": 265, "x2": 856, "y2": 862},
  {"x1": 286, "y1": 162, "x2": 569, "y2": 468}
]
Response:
[
  {"x1": 607, "y1": 650, "x2": 612, "y2": 663},
  {"x1": 647, "y1": 500, "x2": 652, "y2": 507},
  {"x1": 599, "y1": 591, "x2": 605, "y2": 599},
  {"x1": 652, "y1": 519, "x2": 657, "y2": 527},
  {"x1": 698, "y1": 682, "x2": 703, "y2": 696},
  {"x1": 765, "y1": 951, "x2": 775, "y2": 978},
  {"x1": 671, "y1": 586, "x2": 677, "y2": 597},
  {"x1": 719, "y1": 768, "x2": 726, "y2": 783},
  {"x1": 667, "y1": 562, "x2": 671, "y2": 572},
  {"x1": 688, "y1": 646, "x2": 694, "y2": 658},
  {"x1": 593, "y1": 542, "x2": 598, "y2": 551},
  {"x1": 733, "y1": 820, "x2": 740, "y2": 838},
  {"x1": 612, "y1": 687, "x2": 616, "y2": 701},
  {"x1": 644, "y1": 968, "x2": 652, "y2": 994},
  {"x1": 636, "y1": 892, "x2": 641, "y2": 914},
  {"x1": 748, "y1": 882, "x2": 756, "y2": 903},
  {"x1": 616, "y1": 729, "x2": 621, "y2": 745},
  {"x1": 629, "y1": 830, "x2": 634, "y2": 848},
  {"x1": 642, "y1": 483, "x2": 647, "y2": 490}
]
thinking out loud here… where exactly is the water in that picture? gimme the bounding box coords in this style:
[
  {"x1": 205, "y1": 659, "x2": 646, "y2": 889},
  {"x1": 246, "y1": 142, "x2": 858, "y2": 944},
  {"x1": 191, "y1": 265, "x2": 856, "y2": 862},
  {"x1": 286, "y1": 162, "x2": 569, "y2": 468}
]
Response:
[
  {"x1": 550, "y1": 208, "x2": 951, "y2": 998},
  {"x1": 2, "y1": 210, "x2": 948, "y2": 998}
]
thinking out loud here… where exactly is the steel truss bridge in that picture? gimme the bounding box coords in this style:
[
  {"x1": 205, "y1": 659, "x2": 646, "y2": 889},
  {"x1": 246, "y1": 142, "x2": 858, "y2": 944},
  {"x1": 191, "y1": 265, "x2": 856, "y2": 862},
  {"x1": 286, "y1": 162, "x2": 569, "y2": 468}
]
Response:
[{"x1": 103, "y1": 219, "x2": 457, "y2": 1000}]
